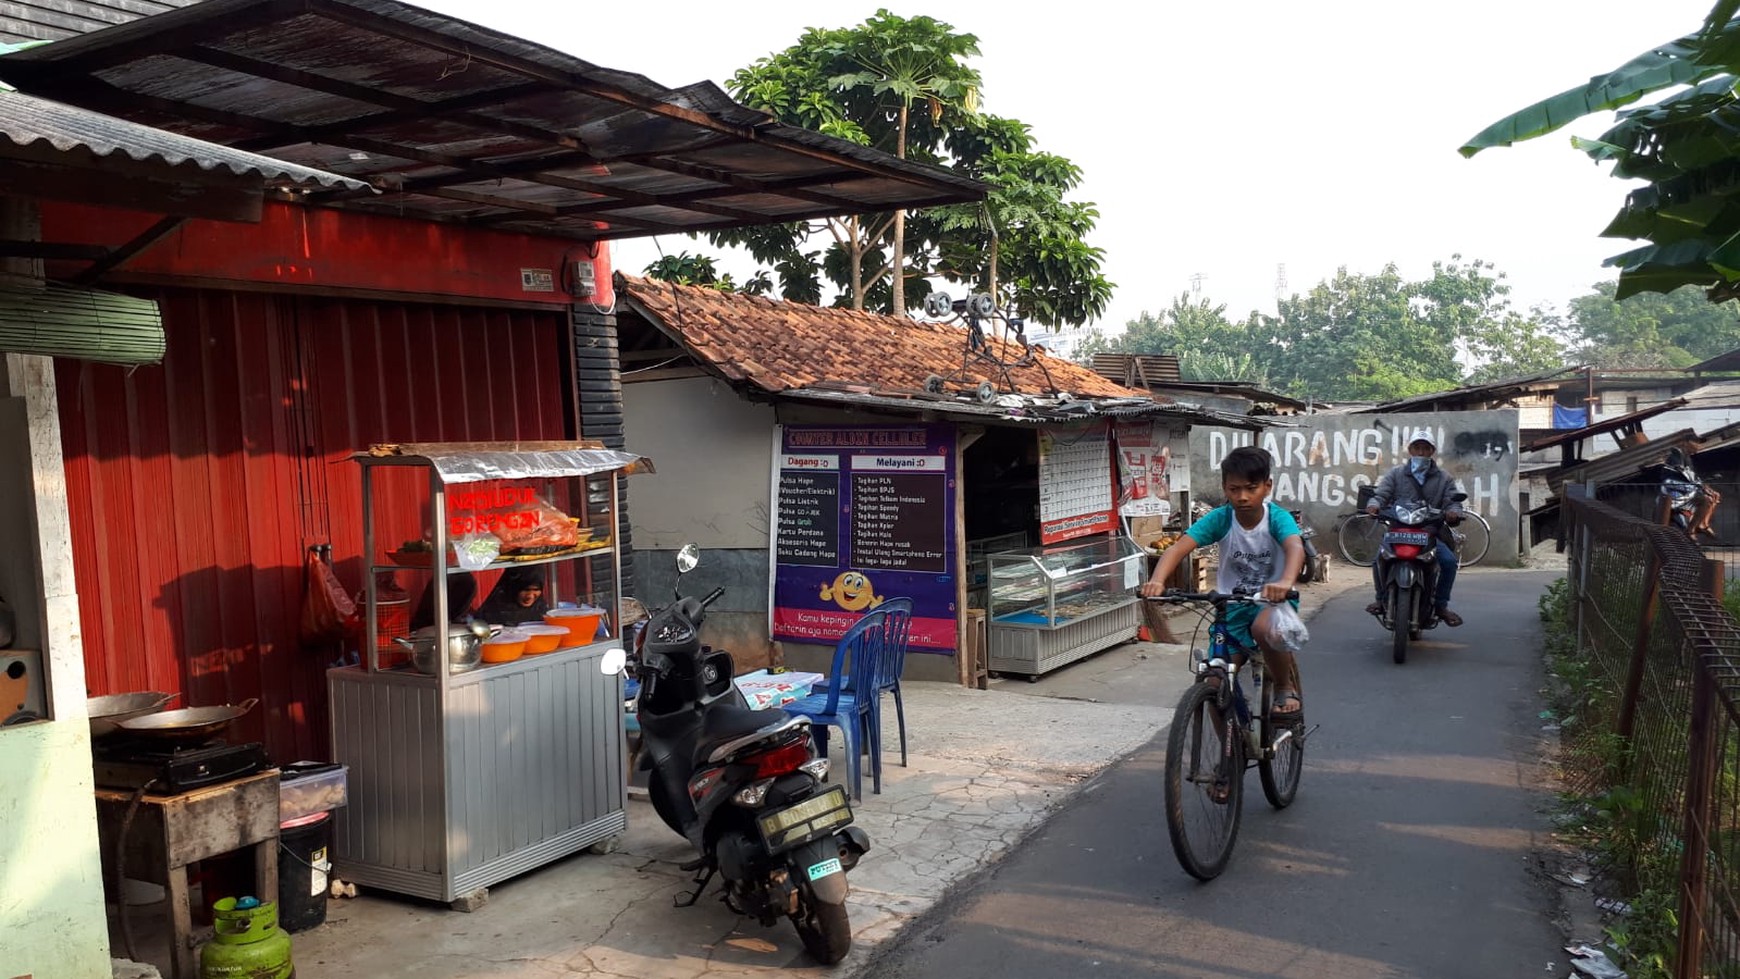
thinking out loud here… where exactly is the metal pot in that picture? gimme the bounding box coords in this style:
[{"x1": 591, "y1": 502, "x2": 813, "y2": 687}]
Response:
[{"x1": 394, "y1": 624, "x2": 490, "y2": 675}]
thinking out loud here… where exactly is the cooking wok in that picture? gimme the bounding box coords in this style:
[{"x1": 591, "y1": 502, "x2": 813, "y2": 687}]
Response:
[
  {"x1": 87, "y1": 692, "x2": 178, "y2": 739},
  {"x1": 115, "y1": 698, "x2": 258, "y2": 742}
]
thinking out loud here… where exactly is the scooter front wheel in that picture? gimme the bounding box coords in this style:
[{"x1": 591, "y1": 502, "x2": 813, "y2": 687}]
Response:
[{"x1": 1389, "y1": 587, "x2": 1410, "y2": 665}]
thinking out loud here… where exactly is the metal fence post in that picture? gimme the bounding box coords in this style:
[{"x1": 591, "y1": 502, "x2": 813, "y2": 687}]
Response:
[
  {"x1": 1674, "y1": 559, "x2": 1728, "y2": 979},
  {"x1": 1616, "y1": 537, "x2": 1664, "y2": 746}
]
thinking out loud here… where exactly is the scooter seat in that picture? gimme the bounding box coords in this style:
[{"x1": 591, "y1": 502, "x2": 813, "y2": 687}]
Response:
[{"x1": 695, "y1": 704, "x2": 797, "y2": 766}]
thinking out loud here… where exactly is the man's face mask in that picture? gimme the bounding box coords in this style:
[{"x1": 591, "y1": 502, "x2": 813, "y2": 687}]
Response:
[{"x1": 1408, "y1": 456, "x2": 1430, "y2": 474}]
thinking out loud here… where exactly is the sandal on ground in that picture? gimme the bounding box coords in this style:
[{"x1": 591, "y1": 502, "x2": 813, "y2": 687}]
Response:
[
  {"x1": 1365, "y1": 601, "x2": 1384, "y2": 616},
  {"x1": 1270, "y1": 690, "x2": 1303, "y2": 722},
  {"x1": 1437, "y1": 606, "x2": 1463, "y2": 627}
]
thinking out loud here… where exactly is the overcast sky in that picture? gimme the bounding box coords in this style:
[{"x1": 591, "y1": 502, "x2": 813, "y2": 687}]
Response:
[{"x1": 421, "y1": 0, "x2": 1706, "y2": 339}]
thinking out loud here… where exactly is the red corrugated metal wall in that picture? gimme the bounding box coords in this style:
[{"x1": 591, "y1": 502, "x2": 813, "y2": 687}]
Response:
[{"x1": 58, "y1": 289, "x2": 570, "y2": 761}]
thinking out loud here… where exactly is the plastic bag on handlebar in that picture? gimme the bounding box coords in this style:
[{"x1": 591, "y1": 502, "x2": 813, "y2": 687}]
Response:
[{"x1": 1260, "y1": 601, "x2": 1310, "y2": 654}]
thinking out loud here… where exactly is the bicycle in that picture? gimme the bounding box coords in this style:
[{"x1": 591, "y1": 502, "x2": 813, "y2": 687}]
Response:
[
  {"x1": 1335, "y1": 508, "x2": 1490, "y2": 569},
  {"x1": 1148, "y1": 589, "x2": 1308, "y2": 880}
]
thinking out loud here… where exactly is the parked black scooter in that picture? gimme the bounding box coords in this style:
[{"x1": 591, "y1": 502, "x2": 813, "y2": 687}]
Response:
[
  {"x1": 600, "y1": 544, "x2": 870, "y2": 964},
  {"x1": 1288, "y1": 509, "x2": 1327, "y2": 584},
  {"x1": 1369, "y1": 493, "x2": 1467, "y2": 665}
]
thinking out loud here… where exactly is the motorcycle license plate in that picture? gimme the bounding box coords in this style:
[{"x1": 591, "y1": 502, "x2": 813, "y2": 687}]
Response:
[
  {"x1": 1383, "y1": 531, "x2": 1432, "y2": 547},
  {"x1": 757, "y1": 785, "x2": 853, "y2": 854}
]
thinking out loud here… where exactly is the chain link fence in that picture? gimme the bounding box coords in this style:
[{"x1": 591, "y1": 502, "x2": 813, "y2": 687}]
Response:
[{"x1": 1564, "y1": 488, "x2": 1740, "y2": 976}]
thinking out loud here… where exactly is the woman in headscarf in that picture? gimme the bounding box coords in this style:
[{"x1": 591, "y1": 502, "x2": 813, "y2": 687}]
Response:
[{"x1": 476, "y1": 567, "x2": 551, "y2": 626}]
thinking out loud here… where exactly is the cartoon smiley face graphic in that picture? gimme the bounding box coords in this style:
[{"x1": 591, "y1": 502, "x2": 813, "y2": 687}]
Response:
[{"x1": 820, "y1": 571, "x2": 883, "y2": 612}]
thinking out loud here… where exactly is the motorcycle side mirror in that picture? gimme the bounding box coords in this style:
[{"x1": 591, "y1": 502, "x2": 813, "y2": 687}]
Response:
[
  {"x1": 599, "y1": 647, "x2": 627, "y2": 676},
  {"x1": 676, "y1": 543, "x2": 700, "y2": 575}
]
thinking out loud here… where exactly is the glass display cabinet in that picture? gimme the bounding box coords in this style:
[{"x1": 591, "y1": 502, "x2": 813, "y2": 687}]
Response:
[{"x1": 985, "y1": 534, "x2": 1144, "y2": 679}]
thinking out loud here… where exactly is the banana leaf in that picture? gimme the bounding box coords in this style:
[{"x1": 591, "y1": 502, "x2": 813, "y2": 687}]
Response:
[{"x1": 1460, "y1": 33, "x2": 1720, "y2": 156}]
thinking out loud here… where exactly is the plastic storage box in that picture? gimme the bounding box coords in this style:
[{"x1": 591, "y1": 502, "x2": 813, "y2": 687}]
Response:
[{"x1": 279, "y1": 762, "x2": 348, "y2": 822}]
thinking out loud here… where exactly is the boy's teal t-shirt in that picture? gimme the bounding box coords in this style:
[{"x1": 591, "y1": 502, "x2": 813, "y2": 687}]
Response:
[{"x1": 1184, "y1": 501, "x2": 1301, "y2": 548}]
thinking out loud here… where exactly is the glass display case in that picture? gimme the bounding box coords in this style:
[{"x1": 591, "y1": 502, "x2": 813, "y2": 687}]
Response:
[{"x1": 986, "y1": 534, "x2": 1144, "y2": 679}]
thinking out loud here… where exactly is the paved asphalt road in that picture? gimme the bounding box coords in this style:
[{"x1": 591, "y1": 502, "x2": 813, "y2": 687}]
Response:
[{"x1": 874, "y1": 569, "x2": 1564, "y2": 979}]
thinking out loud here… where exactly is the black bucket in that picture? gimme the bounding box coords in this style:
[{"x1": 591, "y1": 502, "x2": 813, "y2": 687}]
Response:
[{"x1": 277, "y1": 811, "x2": 331, "y2": 933}]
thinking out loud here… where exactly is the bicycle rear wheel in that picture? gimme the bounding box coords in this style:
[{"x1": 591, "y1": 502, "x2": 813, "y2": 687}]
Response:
[
  {"x1": 1452, "y1": 513, "x2": 1491, "y2": 567},
  {"x1": 1336, "y1": 512, "x2": 1383, "y2": 568},
  {"x1": 1258, "y1": 679, "x2": 1304, "y2": 809},
  {"x1": 1164, "y1": 681, "x2": 1245, "y2": 880}
]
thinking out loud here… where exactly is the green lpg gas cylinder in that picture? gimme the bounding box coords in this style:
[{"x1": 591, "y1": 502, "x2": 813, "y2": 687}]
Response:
[{"x1": 200, "y1": 896, "x2": 294, "y2": 979}]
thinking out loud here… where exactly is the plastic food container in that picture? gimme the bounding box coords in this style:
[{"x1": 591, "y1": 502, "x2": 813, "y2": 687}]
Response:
[
  {"x1": 544, "y1": 607, "x2": 602, "y2": 646},
  {"x1": 480, "y1": 628, "x2": 528, "y2": 663},
  {"x1": 518, "y1": 624, "x2": 570, "y2": 654},
  {"x1": 279, "y1": 762, "x2": 348, "y2": 822}
]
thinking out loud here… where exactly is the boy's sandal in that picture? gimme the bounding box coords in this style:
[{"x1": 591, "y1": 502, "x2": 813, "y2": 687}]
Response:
[{"x1": 1270, "y1": 690, "x2": 1303, "y2": 723}]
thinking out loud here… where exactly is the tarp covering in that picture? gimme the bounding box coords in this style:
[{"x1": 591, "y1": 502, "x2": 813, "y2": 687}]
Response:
[
  {"x1": 357, "y1": 441, "x2": 652, "y2": 483},
  {"x1": 0, "y1": 281, "x2": 164, "y2": 364},
  {"x1": 1553, "y1": 405, "x2": 1590, "y2": 430}
]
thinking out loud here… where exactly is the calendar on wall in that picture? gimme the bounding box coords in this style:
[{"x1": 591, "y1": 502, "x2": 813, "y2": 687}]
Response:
[{"x1": 1037, "y1": 425, "x2": 1117, "y2": 543}]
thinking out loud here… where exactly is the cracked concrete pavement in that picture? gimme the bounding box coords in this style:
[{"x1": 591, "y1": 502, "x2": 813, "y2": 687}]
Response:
[{"x1": 111, "y1": 571, "x2": 1369, "y2": 978}]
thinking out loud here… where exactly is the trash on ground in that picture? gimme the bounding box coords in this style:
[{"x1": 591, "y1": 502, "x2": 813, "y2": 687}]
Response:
[
  {"x1": 1593, "y1": 897, "x2": 1632, "y2": 915},
  {"x1": 1566, "y1": 944, "x2": 1627, "y2": 979}
]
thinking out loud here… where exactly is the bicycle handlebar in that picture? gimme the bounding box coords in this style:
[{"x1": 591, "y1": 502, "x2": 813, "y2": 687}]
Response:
[{"x1": 1145, "y1": 588, "x2": 1299, "y2": 604}]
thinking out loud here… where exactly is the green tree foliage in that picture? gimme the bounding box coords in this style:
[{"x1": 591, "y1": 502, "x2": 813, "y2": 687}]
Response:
[
  {"x1": 1565, "y1": 281, "x2": 1740, "y2": 367},
  {"x1": 1085, "y1": 258, "x2": 1574, "y2": 401},
  {"x1": 642, "y1": 253, "x2": 773, "y2": 296},
  {"x1": 721, "y1": 13, "x2": 1109, "y2": 328}
]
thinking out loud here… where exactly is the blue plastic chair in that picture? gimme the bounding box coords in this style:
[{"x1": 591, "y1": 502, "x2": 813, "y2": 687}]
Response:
[
  {"x1": 810, "y1": 598, "x2": 914, "y2": 769},
  {"x1": 784, "y1": 607, "x2": 891, "y2": 800},
  {"x1": 870, "y1": 598, "x2": 912, "y2": 768}
]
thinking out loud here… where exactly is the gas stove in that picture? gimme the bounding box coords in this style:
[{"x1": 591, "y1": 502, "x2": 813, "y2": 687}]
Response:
[{"x1": 93, "y1": 739, "x2": 268, "y2": 794}]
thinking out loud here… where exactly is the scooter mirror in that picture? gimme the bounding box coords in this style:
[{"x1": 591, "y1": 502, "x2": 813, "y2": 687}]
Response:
[
  {"x1": 599, "y1": 647, "x2": 628, "y2": 676},
  {"x1": 1451, "y1": 492, "x2": 1469, "y2": 503},
  {"x1": 676, "y1": 543, "x2": 700, "y2": 575}
]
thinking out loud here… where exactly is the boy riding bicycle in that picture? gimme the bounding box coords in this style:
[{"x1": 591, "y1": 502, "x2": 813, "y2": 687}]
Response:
[{"x1": 1138, "y1": 446, "x2": 1307, "y2": 718}]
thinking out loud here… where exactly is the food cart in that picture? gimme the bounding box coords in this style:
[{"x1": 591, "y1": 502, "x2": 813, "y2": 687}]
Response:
[{"x1": 328, "y1": 441, "x2": 648, "y2": 908}]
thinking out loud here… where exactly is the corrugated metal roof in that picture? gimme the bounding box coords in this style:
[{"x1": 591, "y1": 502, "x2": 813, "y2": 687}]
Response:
[
  {"x1": 1521, "y1": 398, "x2": 1688, "y2": 453},
  {"x1": 0, "y1": 0, "x2": 986, "y2": 242},
  {"x1": 1690, "y1": 346, "x2": 1740, "y2": 374},
  {"x1": 0, "y1": 87, "x2": 367, "y2": 188},
  {"x1": 1545, "y1": 428, "x2": 1704, "y2": 494},
  {"x1": 0, "y1": 0, "x2": 203, "y2": 44},
  {"x1": 781, "y1": 388, "x2": 1264, "y2": 431},
  {"x1": 1354, "y1": 367, "x2": 1581, "y2": 414}
]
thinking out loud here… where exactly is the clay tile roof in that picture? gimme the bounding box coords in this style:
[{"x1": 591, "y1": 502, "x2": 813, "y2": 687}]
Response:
[{"x1": 618, "y1": 275, "x2": 1146, "y2": 400}]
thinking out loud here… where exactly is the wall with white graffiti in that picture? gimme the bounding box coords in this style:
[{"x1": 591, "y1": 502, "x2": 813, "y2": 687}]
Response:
[{"x1": 1188, "y1": 409, "x2": 1521, "y2": 566}]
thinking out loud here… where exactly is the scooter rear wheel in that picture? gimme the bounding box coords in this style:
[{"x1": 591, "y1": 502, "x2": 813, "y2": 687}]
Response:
[{"x1": 790, "y1": 884, "x2": 852, "y2": 964}]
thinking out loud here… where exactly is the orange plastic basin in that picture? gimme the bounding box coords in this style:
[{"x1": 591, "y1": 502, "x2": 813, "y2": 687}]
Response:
[
  {"x1": 481, "y1": 631, "x2": 527, "y2": 663},
  {"x1": 518, "y1": 624, "x2": 570, "y2": 655},
  {"x1": 543, "y1": 609, "x2": 601, "y2": 646}
]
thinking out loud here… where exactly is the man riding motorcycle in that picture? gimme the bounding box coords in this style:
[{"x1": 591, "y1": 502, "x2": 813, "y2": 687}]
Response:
[{"x1": 1363, "y1": 431, "x2": 1465, "y2": 627}]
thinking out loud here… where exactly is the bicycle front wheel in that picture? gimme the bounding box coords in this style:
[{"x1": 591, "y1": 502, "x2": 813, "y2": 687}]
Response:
[
  {"x1": 1164, "y1": 681, "x2": 1245, "y2": 880},
  {"x1": 1452, "y1": 513, "x2": 1491, "y2": 567},
  {"x1": 1336, "y1": 512, "x2": 1383, "y2": 568}
]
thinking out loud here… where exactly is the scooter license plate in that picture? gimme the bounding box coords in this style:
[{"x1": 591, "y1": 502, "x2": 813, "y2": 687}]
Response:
[
  {"x1": 757, "y1": 785, "x2": 853, "y2": 854},
  {"x1": 1383, "y1": 531, "x2": 1432, "y2": 547}
]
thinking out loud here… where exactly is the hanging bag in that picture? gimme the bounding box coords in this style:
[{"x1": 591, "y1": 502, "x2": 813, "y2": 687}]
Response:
[{"x1": 300, "y1": 547, "x2": 358, "y2": 643}]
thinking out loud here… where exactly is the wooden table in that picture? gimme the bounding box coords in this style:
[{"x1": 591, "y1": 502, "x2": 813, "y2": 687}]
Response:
[{"x1": 95, "y1": 770, "x2": 280, "y2": 979}]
